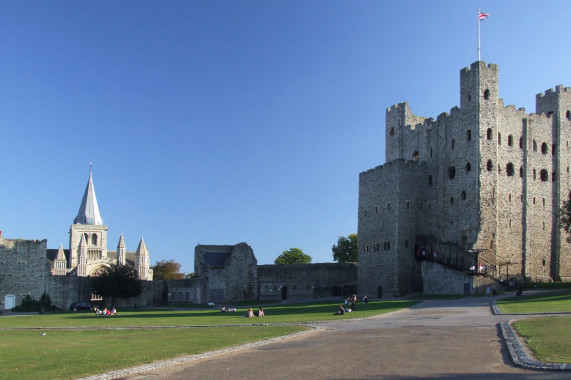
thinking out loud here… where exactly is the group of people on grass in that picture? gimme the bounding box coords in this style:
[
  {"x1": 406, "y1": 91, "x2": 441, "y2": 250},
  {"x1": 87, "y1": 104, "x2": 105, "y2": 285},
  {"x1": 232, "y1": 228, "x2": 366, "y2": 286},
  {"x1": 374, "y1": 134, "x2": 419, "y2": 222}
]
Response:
[
  {"x1": 335, "y1": 294, "x2": 368, "y2": 315},
  {"x1": 93, "y1": 306, "x2": 116, "y2": 316},
  {"x1": 220, "y1": 306, "x2": 237, "y2": 312},
  {"x1": 246, "y1": 307, "x2": 264, "y2": 317}
]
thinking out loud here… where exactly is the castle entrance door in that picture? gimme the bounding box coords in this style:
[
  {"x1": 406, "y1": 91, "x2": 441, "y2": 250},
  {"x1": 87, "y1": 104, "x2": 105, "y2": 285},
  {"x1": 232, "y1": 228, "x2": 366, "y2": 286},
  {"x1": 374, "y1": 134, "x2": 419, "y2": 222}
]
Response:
[
  {"x1": 4, "y1": 295, "x2": 15, "y2": 310},
  {"x1": 281, "y1": 286, "x2": 288, "y2": 300}
]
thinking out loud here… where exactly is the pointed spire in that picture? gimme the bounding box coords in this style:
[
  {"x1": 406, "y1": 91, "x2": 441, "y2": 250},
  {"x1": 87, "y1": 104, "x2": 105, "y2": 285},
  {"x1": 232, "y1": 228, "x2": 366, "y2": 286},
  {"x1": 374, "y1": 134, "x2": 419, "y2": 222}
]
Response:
[
  {"x1": 117, "y1": 234, "x2": 126, "y2": 249},
  {"x1": 79, "y1": 234, "x2": 87, "y2": 248},
  {"x1": 135, "y1": 237, "x2": 149, "y2": 257},
  {"x1": 117, "y1": 234, "x2": 126, "y2": 265},
  {"x1": 56, "y1": 244, "x2": 66, "y2": 260},
  {"x1": 74, "y1": 169, "x2": 103, "y2": 225}
]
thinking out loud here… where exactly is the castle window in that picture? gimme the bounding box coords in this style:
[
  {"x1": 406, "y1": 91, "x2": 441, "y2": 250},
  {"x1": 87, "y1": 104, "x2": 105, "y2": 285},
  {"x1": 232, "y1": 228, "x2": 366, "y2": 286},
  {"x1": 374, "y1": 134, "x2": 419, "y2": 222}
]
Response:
[
  {"x1": 450, "y1": 197, "x2": 454, "y2": 204},
  {"x1": 375, "y1": 206, "x2": 378, "y2": 213},
  {"x1": 498, "y1": 132, "x2": 501, "y2": 145},
  {"x1": 413, "y1": 150, "x2": 419, "y2": 161},
  {"x1": 451, "y1": 139, "x2": 455, "y2": 149},
  {"x1": 428, "y1": 175, "x2": 433, "y2": 185},
  {"x1": 405, "y1": 240, "x2": 408, "y2": 248},
  {"x1": 466, "y1": 162, "x2": 471, "y2": 173},
  {"x1": 487, "y1": 128, "x2": 492, "y2": 140},
  {"x1": 543, "y1": 222, "x2": 545, "y2": 230},
  {"x1": 484, "y1": 89, "x2": 490, "y2": 100},
  {"x1": 430, "y1": 148, "x2": 433, "y2": 157},
  {"x1": 466, "y1": 130, "x2": 472, "y2": 141},
  {"x1": 84, "y1": 233, "x2": 89, "y2": 243},
  {"x1": 508, "y1": 135, "x2": 513, "y2": 146},
  {"x1": 487, "y1": 159, "x2": 493, "y2": 171},
  {"x1": 448, "y1": 166, "x2": 456, "y2": 179},
  {"x1": 508, "y1": 193, "x2": 512, "y2": 202},
  {"x1": 519, "y1": 137, "x2": 523, "y2": 149},
  {"x1": 542, "y1": 259, "x2": 546, "y2": 266},
  {"x1": 552, "y1": 172, "x2": 556, "y2": 182},
  {"x1": 567, "y1": 110, "x2": 571, "y2": 120},
  {"x1": 406, "y1": 201, "x2": 410, "y2": 209},
  {"x1": 533, "y1": 169, "x2": 537, "y2": 180},
  {"x1": 461, "y1": 191, "x2": 466, "y2": 200},
  {"x1": 552, "y1": 144, "x2": 556, "y2": 156},
  {"x1": 498, "y1": 164, "x2": 501, "y2": 174},
  {"x1": 364, "y1": 209, "x2": 367, "y2": 216},
  {"x1": 92, "y1": 234, "x2": 98, "y2": 246},
  {"x1": 533, "y1": 197, "x2": 536, "y2": 204},
  {"x1": 543, "y1": 198, "x2": 546, "y2": 207},
  {"x1": 533, "y1": 140, "x2": 537, "y2": 152},
  {"x1": 541, "y1": 142, "x2": 548, "y2": 154},
  {"x1": 387, "y1": 203, "x2": 391, "y2": 210},
  {"x1": 540, "y1": 169, "x2": 548, "y2": 182},
  {"x1": 390, "y1": 127, "x2": 394, "y2": 136},
  {"x1": 520, "y1": 166, "x2": 523, "y2": 178},
  {"x1": 468, "y1": 95, "x2": 471, "y2": 101},
  {"x1": 506, "y1": 163, "x2": 514, "y2": 176}
]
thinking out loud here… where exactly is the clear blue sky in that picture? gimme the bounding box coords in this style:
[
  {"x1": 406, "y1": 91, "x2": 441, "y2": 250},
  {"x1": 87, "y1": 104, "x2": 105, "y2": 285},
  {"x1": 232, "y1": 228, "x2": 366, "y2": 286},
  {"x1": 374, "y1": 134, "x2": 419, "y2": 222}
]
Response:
[{"x1": 1, "y1": 1, "x2": 570, "y2": 273}]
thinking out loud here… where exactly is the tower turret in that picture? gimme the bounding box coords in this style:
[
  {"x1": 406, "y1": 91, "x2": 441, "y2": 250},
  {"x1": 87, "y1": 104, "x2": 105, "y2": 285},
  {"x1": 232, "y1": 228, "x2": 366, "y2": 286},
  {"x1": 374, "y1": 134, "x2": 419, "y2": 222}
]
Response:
[
  {"x1": 135, "y1": 237, "x2": 151, "y2": 280},
  {"x1": 117, "y1": 234, "x2": 126, "y2": 266}
]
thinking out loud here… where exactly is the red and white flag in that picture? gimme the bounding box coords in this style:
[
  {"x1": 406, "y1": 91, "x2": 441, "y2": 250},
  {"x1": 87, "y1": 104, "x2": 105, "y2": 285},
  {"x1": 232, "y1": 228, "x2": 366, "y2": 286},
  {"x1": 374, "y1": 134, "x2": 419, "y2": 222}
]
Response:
[{"x1": 478, "y1": 12, "x2": 489, "y2": 21}]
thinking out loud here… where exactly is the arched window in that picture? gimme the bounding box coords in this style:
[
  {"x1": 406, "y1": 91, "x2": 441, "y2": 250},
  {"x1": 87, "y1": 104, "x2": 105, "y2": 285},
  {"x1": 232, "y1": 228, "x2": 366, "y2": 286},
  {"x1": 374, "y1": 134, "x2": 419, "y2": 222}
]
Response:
[
  {"x1": 390, "y1": 127, "x2": 395, "y2": 136},
  {"x1": 487, "y1": 159, "x2": 493, "y2": 171},
  {"x1": 84, "y1": 233, "x2": 89, "y2": 243},
  {"x1": 461, "y1": 191, "x2": 467, "y2": 200},
  {"x1": 541, "y1": 142, "x2": 548, "y2": 154},
  {"x1": 92, "y1": 234, "x2": 98, "y2": 246},
  {"x1": 508, "y1": 135, "x2": 513, "y2": 146},
  {"x1": 450, "y1": 197, "x2": 454, "y2": 204},
  {"x1": 451, "y1": 139, "x2": 455, "y2": 149},
  {"x1": 466, "y1": 162, "x2": 471, "y2": 173},
  {"x1": 540, "y1": 169, "x2": 548, "y2": 182},
  {"x1": 484, "y1": 89, "x2": 490, "y2": 100},
  {"x1": 506, "y1": 163, "x2": 514, "y2": 176},
  {"x1": 487, "y1": 128, "x2": 492, "y2": 140},
  {"x1": 466, "y1": 130, "x2": 472, "y2": 141},
  {"x1": 519, "y1": 137, "x2": 523, "y2": 149}
]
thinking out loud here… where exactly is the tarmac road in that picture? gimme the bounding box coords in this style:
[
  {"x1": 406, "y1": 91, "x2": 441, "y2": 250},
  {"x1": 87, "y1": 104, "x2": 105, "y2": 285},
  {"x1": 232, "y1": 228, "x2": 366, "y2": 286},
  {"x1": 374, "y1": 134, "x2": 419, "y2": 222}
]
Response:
[{"x1": 115, "y1": 296, "x2": 569, "y2": 380}]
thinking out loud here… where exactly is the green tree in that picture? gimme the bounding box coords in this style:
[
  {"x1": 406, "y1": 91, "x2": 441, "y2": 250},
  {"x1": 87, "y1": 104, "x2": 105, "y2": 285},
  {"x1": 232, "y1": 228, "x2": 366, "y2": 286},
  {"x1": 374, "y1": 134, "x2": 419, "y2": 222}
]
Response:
[
  {"x1": 559, "y1": 191, "x2": 571, "y2": 242},
  {"x1": 152, "y1": 259, "x2": 186, "y2": 280},
  {"x1": 332, "y1": 234, "x2": 358, "y2": 263},
  {"x1": 92, "y1": 264, "x2": 143, "y2": 306},
  {"x1": 274, "y1": 248, "x2": 312, "y2": 265}
]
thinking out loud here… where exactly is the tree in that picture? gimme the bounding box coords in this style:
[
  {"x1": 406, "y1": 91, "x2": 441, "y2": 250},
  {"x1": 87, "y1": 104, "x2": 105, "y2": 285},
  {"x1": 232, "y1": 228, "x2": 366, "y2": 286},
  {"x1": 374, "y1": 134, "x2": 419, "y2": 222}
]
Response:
[
  {"x1": 274, "y1": 248, "x2": 312, "y2": 265},
  {"x1": 152, "y1": 259, "x2": 186, "y2": 280},
  {"x1": 332, "y1": 234, "x2": 358, "y2": 263},
  {"x1": 559, "y1": 191, "x2": 571, "y2": 242},
  {"x1": 92, "y1": 263, "x2": 143, "y2": 306}
]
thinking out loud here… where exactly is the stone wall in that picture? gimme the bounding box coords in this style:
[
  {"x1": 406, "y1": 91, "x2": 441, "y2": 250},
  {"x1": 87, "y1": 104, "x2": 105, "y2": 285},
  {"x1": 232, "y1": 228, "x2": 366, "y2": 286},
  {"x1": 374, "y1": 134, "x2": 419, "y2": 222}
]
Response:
[{"x1": 258, "y1": 262, "x2": 357, "y2": 301}]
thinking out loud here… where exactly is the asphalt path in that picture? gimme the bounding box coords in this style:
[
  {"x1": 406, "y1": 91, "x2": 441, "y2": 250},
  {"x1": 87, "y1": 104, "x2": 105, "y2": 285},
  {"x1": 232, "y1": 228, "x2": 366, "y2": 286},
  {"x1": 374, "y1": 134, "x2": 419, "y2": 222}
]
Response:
[{"x1": 116, "y1": 296, "x2": 568, "y2": 380}]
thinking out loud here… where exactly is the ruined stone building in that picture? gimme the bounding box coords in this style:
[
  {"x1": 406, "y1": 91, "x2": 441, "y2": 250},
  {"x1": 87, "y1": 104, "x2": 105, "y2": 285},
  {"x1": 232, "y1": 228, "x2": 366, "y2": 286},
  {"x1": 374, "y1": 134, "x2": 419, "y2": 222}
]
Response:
[{"x1": 358, "y1": 61, "x2": 571, "y2": 298}]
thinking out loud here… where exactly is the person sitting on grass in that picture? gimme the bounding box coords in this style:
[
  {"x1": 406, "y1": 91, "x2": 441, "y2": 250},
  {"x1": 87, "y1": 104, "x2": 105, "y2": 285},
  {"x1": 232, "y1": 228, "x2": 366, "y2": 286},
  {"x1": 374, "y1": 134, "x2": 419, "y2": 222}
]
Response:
[
  {"x1": 246, "y1": 308, "x2": 254, "y2": 317},
  {"x1": 110, "y1": 307, "x2": 116, "y2": 315},
  {"x1": 335, "y1": 304, "x2": 345, "y2": 315},
  {"x1": 256, "y1": 307, "x2": 265, "y2": 317}
]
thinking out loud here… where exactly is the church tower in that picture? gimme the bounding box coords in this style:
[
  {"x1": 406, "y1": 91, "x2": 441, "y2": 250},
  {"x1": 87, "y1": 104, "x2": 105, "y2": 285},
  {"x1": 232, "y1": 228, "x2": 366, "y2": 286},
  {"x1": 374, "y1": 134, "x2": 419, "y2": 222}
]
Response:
[
  {"x1": 69, "y1": 170, "x2": 108, "y2": 276},
  {"x1": 135, "y1": 237, "x2": 152, "y2": 280}
]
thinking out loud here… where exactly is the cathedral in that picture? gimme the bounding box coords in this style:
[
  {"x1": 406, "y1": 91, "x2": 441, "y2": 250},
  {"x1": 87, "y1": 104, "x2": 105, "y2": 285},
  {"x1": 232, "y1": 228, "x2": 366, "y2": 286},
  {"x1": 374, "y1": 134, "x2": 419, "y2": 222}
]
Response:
[{"x1": 47, "y1": 170, "x2": 153, "y2": 281}]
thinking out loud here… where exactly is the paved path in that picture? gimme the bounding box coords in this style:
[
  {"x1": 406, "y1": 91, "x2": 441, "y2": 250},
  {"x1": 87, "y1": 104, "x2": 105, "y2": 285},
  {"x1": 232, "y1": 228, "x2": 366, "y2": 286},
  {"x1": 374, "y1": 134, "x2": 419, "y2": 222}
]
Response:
[{"x1": 109, "y1": 295, "x2": 568, "y2": 380}]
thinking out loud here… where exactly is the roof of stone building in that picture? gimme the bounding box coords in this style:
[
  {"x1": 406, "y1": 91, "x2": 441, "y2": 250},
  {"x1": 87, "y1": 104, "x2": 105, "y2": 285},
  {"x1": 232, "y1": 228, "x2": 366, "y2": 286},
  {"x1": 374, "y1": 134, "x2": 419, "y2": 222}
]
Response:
[
  {"x1": 73, "y1": 170, "x2": 104, "y2": 225},
  {"x1": 203, "y1": 251, "x2": 232, "y2": 267}
]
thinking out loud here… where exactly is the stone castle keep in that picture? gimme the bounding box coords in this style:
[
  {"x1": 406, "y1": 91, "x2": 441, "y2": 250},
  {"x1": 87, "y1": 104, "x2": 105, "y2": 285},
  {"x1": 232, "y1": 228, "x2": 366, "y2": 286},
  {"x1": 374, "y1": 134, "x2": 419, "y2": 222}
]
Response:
[
  {"x1": 1, "y1": 61, "x2": 570, "y2": 310},
  {"x1": 358, "y1": 61, "x2": 571, "y2": 298}
]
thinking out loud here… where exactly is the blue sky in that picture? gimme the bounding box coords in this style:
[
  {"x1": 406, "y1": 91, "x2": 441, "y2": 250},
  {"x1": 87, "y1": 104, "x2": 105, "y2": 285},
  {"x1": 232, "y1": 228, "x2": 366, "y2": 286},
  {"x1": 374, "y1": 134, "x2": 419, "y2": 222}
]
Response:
[{"x1": 1, "y1": 1, "x2": 570, "y2": 273}]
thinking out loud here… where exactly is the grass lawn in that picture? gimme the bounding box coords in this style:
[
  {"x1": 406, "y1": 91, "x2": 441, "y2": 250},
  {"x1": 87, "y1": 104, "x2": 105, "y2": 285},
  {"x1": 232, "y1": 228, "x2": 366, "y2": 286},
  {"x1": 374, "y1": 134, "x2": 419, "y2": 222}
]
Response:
[
  {"x1": 0, "y1": 299, "x2": 419, "y2": 328},
  {"x1": 0, "y1": 325, "x2": 306, "y2": 380},
  {"x1": 512, "y1": 317, "x2": 571, "y2": 363},
  {"x1": 0, "y1": 299, "x2": 417, "y2": 379},
  {"x1": 495, "y1": 290, "x2": 571, "y2": 314}
]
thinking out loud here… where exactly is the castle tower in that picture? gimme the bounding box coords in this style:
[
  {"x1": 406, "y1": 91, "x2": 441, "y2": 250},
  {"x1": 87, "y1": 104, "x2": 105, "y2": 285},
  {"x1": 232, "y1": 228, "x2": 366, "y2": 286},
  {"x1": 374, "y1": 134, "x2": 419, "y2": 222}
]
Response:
[
  {"x1": 117, "y1": 234, "x2": 126, "y2": 266},
  {"x1": 135, "y1": 237, "x2": 151, "y2": 280},
  {"x1": 53, "y1": 244, "x2": 67, "y2": 276},
  {"x1": 69, "y1": 170, "x2": 108, "y2": 274}
]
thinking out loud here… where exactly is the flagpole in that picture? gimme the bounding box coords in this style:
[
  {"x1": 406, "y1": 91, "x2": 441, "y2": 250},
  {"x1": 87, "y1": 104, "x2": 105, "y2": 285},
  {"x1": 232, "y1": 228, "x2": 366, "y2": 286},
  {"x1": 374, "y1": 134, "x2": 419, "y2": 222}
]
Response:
[{"x1": 477, "y1": 9, "x2": 481, "y2": 61}]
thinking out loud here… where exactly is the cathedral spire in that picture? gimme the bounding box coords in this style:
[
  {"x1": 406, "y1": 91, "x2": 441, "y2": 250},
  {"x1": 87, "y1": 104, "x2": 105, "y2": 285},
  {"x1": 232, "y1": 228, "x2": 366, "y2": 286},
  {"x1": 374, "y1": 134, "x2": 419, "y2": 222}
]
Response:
[{"x1": 74, "y1": 169, "x2": 103, "y2": 225}]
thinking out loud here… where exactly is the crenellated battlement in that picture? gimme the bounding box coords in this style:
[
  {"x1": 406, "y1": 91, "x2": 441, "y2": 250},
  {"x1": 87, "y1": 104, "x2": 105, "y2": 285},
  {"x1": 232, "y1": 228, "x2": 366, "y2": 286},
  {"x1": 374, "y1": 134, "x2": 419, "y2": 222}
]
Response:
[
  {"x1": 460, "y1": 61, "x2": 498, "y2": 75},
  {"x1": 537, "y1": 85, "x2": 571, "y2": 98},
  {"x1": 386, "y1": 102, "x2": 408, "y2": 113}
]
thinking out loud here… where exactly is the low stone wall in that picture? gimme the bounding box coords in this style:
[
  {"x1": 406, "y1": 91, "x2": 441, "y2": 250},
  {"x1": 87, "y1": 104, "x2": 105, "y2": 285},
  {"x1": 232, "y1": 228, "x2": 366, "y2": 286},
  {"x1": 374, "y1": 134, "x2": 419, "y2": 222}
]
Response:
[
  {"x1": 258, "y1": 263, "x2": 358, "y2": 301},
  {"x1": 421, "y1": 261, "x2": 473, "y2": 295}
]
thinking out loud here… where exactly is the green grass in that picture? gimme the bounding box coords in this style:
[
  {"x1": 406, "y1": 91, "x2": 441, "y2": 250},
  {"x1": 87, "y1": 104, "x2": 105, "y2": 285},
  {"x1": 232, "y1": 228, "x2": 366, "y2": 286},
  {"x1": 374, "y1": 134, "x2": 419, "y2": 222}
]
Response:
[
  {"x1": 0, "y1": 299, "x2": 419, "y2": 328},
  {"x1": 0, "y1": 299, "x2": 417, "y2": 379},
  {"x1": 512, "y1": 317, "x2": 571, "y2": 363},
  {"x1": 0, "y1": 326, "x2": 306, "y2": 380},
  {"x1": 496, "y1": 290, "x2": 571, "y2": 314}
]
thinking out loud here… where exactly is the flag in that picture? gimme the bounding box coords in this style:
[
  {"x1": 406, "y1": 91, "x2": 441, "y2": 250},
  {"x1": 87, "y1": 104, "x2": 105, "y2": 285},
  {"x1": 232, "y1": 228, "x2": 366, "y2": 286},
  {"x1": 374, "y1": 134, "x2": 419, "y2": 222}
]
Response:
[{"x1": 478, "y1": 12, "x2": 489, "y2": 21}]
